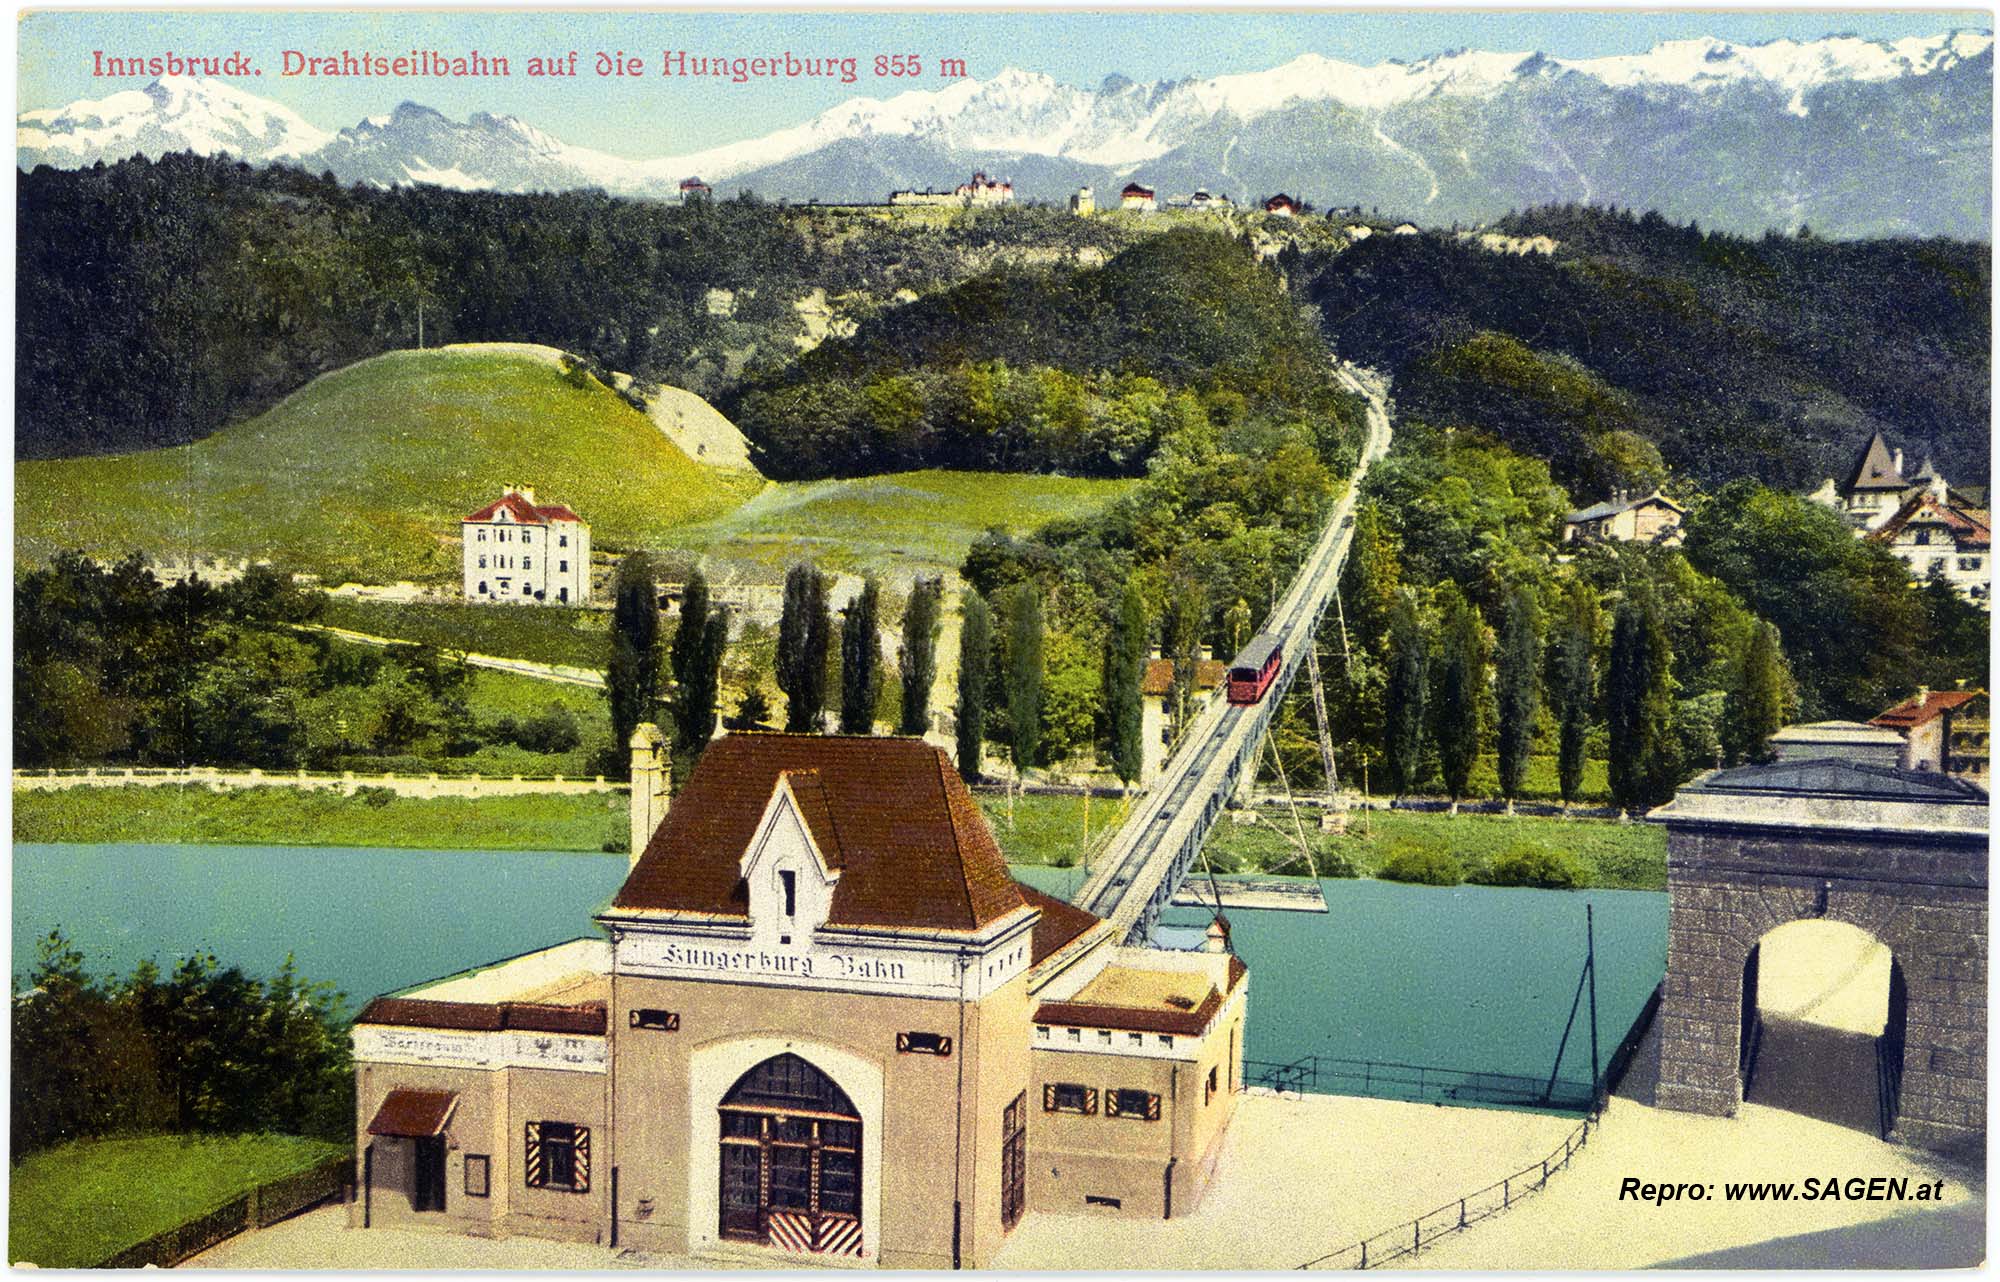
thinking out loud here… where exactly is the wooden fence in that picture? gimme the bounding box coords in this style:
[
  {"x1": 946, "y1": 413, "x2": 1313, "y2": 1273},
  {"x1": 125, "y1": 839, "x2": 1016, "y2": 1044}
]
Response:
[{"x1": 96, "y1": 1151, "x2": 353, "y2": 1268}]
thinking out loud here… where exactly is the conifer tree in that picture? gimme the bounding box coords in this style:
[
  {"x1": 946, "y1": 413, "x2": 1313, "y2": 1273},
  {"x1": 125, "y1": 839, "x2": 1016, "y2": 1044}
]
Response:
[
  {"x1": 776, "y1": 562, "x2": 830, "y2": 733},
  {"x1": 1165, "y1": 577, "x2": 1207, "y2": 731},
  {"x1": 1606, "y1": 596, "x2": 1678, "y2": 811},
  {"x1": 668, "y1": 565, "x2": 727, "y2": 767},
  {"x1": 1433, "y1": 589, "x2": 1487, "y2": 803},
  {"x1": 838, "y1": 576, "x2": 882, "y2": 734},
  {"x1": 897, "y1": 577, "x2": 944, "y2": 737},
  {"x1": 606, "y1": 552, "x2": 661, "y2": 777},
  {"x1": 1106, "y1": 581, "x2": 1148, "y2": 785},
  {"x1": 1384, "y1": 590, "x2": 1429, "y2": 795},
  {"x1": 1723, "y1": 621, "x2": 1790, "y2": 764},
  {"x1": 1495, "y1": 590, "x2": 1541, "y2": 804},
  {"x1": 955, "y1": 590, "x2": 991, "y2": 781},
  {"x1": 1006, "y1": 582, "x2": 1045, "y2": 774},
  {"x1": 1551, "y1": 581, "x2": 1600, "y2": 807}
]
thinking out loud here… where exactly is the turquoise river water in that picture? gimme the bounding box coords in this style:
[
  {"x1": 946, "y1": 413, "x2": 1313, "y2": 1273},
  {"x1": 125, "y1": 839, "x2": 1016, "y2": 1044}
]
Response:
[{"x1": 15, "y1": 845, "x2": 1665, "y2": 1090}]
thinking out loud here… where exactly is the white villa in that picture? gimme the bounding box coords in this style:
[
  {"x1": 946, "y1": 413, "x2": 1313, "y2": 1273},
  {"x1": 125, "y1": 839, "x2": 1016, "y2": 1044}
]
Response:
[
  {"x1": 1809, "y1": 432, "x2": 1990, "y2": 607},
  {"x1": 462, "y1": 485, "x2": 591, "y2": 606}
]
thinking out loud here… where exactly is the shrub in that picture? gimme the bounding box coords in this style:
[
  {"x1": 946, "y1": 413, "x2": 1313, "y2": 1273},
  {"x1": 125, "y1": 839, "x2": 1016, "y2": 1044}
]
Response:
[
  {"x1": 1479, "y1": 843, "x2": 1587, "y2": 890},
  {"x1": 351, "y1": 785, "x2": 397, "y2": 809},
  {"x1": 1377, "y1": 840, "x2": 1463, "y2": 886}
]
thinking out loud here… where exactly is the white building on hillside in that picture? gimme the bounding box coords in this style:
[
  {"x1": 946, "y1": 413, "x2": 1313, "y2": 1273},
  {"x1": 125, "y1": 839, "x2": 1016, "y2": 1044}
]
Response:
[{"x1": 461, "y1": 485, "x2": 591, "y2": 606}]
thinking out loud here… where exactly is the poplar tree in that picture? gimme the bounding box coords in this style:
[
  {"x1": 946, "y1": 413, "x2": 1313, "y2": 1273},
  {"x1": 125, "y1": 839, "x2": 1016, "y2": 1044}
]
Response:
[
  {"x1": 1166, "y1": 576, "x2": 1207, "y2": 731},
  {"x1": 1551, "y1": 582, "x2": 1600, "y2": 807},
  {"x1": 897, "y1": 576, "x2": 944, "y2": 737},
  {"x1": 1433, "y1": 589, "x2": 1487, "y2": 804},
  {"x1": 1495, "y1": 590, "x2": 1542, "y2": 805},
  {"x1": 1606, "y1": 596, "x2": 1678, "y2": 812},
  {"x1": 955, "y1": 590, "x2": 991, "y2": 780},
  {"x1": 1007, "y1": 581, "x2": 1045, "y2": 774},
  {"x1": 606, "y1": 552, "x2": 661, "y2": 778},
  {"x1": 838, "y1": 577, "x2": 882, "y2": 734},
  {"x1": 1106, "y1": 581, "x2": 1148, "y2": 785},
  {"x1": 1723, "y1": 622, "x2": 1790, "y2": 765},
  {"x1": 776, "y1": 562, "x2": 830, "y2": 733},
  {"x1": 1383, "y1": 590, "x2": 1429, "y2": 795},
  {"x1": 668, "y1": 565, "x2": 727, "y2": 766}
]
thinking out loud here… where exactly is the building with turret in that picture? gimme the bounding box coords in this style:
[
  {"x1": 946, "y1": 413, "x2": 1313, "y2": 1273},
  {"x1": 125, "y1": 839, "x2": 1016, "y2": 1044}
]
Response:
[{"x1": 1808, "y1": 433, "x2": 1990, "y2": 606}]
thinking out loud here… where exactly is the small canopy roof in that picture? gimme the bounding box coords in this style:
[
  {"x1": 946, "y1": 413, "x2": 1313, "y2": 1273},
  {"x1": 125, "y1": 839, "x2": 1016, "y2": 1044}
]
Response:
[{"x1": 367, "y1": 1088, "x2": 458, "y2": 1138}]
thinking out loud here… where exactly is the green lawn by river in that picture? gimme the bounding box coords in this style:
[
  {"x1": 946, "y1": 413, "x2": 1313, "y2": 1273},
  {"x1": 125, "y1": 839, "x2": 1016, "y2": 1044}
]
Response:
[{"x1": 15, "y1": 785, "x2": 1666, "y2": 889}]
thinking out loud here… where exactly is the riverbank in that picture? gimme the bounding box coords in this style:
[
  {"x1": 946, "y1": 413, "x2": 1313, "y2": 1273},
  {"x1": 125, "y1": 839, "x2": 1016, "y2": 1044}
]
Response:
[
  {"x1": 14, "y1": 786, "x2": 1667, "y2": 889},
  {"x1": 12, "y1": 785, "x2": 625, "y2": 851}
]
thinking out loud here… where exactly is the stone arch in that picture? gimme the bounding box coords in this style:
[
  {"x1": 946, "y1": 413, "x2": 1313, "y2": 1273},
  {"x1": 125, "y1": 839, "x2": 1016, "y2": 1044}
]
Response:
[
  {"x1": 1737, "y1": 917, "x2": 1907, "y2": 1136},
  {"x1": 685, "y1": 1034, "x2": 884, "y2": 1259}
]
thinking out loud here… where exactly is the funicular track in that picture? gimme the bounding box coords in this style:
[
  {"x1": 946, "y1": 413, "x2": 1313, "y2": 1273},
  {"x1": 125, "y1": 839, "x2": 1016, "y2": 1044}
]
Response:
[{"x1": 1073, "y1": 366, "x2": 1393, "y2": 943}]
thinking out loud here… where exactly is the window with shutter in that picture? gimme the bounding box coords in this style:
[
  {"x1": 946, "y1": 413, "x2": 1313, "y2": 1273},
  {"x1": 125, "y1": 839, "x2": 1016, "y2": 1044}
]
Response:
[{"x1": 526, "y1": 1120, "x2": 590, "y2": 1192}]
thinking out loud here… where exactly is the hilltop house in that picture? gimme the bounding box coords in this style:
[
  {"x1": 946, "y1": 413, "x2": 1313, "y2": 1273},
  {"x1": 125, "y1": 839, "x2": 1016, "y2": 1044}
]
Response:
[
  {"x1": 1809, "y1": 432, "x2": 1990, "y2": 605},
  {"x1": 890, "y1": 172, "x2": 1014, "y2": 208},
  {"x1": 462, "y1": 485, "x2": 591, "y2": 606},
  {"x1": 1262, "y1": 194, "x2": 1301, "y2": 218},
  {"x1": 679, "y1": 177, "x2": 713, "y2": 202},
  {"x1": 1120, "y1": 183, "x2": 1157, "y2": 213},
  {"x1": 955, "y1": 172, "x2": 1014, "y2": 205},
  {"x1": 1560, "y1": 489, "x2": 1685, "y2": 547},
  {"x1": 1069, "y1": 187, "x2": 1095, "y2": 217},
  {"x1": 349, "y1": 731, "x2": 1247, "y2": 1264}
]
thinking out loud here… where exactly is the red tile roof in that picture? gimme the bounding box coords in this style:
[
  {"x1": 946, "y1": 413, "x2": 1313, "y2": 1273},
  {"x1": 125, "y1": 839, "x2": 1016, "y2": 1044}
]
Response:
[
  {"x1": 612, "y1": 734, "x2": 1028, "y2": 933},
  {"x1": 356, "y1": 996, "x2": 607, "y2": 1035},
  {"x1": 1141, "y1": 658, "x2": 1227, "y2": 697},
  {"x1": 463, "y1": 493, "x2": 584, "y2": 525},
  {"x1": 367, "y1": 1088, "x2": 459, "y2": 1138},
  {"x1": 1122, "y1": 183, "x2": 1155, "y2": 198},
  {"x1": 1021, "y1": 885, "x2": 1101, "y2": 966},
  {"x1": 1871, "y1": 689, "x2": 1985, "y2": 731},
  {"x1": 1869, "y1": 494, "x2": 1991, "y2": 550}
]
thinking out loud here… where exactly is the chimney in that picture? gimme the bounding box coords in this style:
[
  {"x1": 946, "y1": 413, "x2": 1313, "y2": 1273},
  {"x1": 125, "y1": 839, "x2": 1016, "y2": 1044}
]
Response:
[
  {"x1": 1148, "y1": 644, "x2": 1163, "y2": 661},
  {"x1": 628, "y1": 723, "x2": 671, "y2": 870},
  {"x1": 1917, "y1": 685, "x2": 1930, "y2": 708},
  {"x1": 1892, "y1": 448, "x2": 1905, "y2": 477}
]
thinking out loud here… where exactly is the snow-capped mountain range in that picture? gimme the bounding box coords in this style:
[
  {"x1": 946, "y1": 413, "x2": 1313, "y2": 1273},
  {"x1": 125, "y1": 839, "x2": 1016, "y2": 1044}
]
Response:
[{"x1": 18, "y1": 31, "x2": 1994, "y2": 237}]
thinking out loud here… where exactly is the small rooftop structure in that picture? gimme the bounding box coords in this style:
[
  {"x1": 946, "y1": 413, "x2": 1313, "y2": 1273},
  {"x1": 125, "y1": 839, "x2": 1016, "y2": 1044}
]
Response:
[
  {"x1": 1649, "y1": 757, "x2": 1988, "y2": 840},
  {"x1": 1872, "y1": 688, "x2": 1984, "y2": 732},
  {"x1": 1768, "y1": 720, "x2": 1906, "y2": 768}
]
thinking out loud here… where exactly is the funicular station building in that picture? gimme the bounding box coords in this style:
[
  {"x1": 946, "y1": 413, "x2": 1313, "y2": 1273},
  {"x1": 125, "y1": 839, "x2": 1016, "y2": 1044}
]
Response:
[{"x1": 350, "y1": 732, "x2": 1247, "y2": 1266}]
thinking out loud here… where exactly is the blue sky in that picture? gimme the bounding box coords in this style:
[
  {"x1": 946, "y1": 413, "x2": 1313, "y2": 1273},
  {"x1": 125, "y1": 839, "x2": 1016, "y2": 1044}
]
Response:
[{"x1": 19, "y1": 8, "x2": 1990, "y2": 160}]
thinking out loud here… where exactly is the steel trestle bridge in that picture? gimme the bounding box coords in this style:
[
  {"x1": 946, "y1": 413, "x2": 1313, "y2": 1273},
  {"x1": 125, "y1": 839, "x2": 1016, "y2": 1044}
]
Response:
[{"x1": 1073, "y1": 365, "x2": 1395, "y2": 943}]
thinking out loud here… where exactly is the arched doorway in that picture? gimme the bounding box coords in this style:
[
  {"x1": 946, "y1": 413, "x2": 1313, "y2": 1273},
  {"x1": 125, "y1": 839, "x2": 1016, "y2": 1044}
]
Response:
[
  {"x1": 719, "y1": 1053, "x2": 863, "y2": 1254},
  {"x1": 1740, "y1": 920, "x2": 1908, "y2": 1137}
]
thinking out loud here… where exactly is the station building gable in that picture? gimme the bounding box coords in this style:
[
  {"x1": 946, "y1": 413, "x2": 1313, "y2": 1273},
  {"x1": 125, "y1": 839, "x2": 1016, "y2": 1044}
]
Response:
[{"x1": 350, "y1": 732, "x2": 1248, "y2": 1266}]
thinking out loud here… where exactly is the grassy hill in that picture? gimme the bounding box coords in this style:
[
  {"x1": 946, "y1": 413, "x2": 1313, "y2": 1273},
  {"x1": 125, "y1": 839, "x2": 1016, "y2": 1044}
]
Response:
[{"x1": 16, "y1": 346, "x2": 765, "y2": 584}]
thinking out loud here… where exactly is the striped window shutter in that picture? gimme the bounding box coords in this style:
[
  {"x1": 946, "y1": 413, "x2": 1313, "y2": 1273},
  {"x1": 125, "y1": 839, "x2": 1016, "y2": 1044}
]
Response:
[
  {"x1": 573, "y1": 1127, "x2": 591, "y2": 1194},
  {"x1": 1145, "y1": 1093, "x2": 1161, "y2": 1121},
  {"x1": 1105, "y1": 1090, "x2": 1120, "y2": 1119},
  {"x1": 524, "y1": 1121, "x2": 544, "y2": 1188},
  {"x1": 1084, "y1": 1087, "x2": 1099, "y2": 1115},
  {"x1": 1042, "y1": 1084, "x2": 1057, "y2": 1112}
]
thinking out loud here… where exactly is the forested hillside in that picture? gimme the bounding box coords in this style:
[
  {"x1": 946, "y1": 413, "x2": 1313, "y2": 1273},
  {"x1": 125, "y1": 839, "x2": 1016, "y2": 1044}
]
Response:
[
  {"x1": 728, "y1": 229, "x2": 1356, "y2": 478},
  {"x1": 1305, "y1": 206, "x2": 1990, "y2": 493},
  {"x1": 15, "y1": 155, "x2": 1134, "y2": 461}
]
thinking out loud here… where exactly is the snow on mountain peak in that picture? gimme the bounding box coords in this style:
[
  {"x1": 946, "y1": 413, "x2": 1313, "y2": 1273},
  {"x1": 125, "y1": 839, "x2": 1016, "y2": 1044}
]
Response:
[{"x1": 17, "y1": 73, "x2": 330, "y2": 166}]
